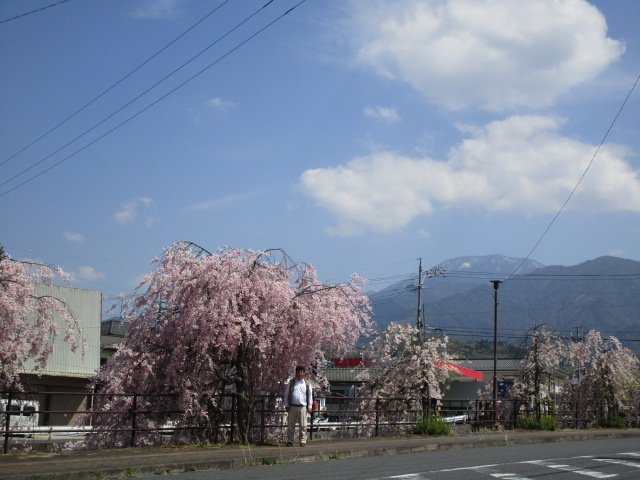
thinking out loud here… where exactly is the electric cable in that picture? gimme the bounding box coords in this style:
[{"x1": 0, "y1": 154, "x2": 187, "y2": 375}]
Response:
[
  {"x1": 0, "y1": 0, "x2": 232, "y2": 168},
  {"x1": 506, "y1": 73, "x2": 640, "y2": 281},
  {"x1": 0, "y1": 0, "x2": 71, "y2": 25},
  {"x1": 0, "y1": 0, "x2": 284, "y2": 193}
]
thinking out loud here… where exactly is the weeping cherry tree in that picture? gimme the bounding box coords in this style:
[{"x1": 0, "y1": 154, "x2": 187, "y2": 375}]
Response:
[
  {"x1": 89, "y1": 242, "x2": 371, "y2": 446},
  {"x1": 359, "y1": 323, "x2": 454, "y2": 429},
  {"x1": 0, "y1": 254, "x2": 83, "y2": 390}
]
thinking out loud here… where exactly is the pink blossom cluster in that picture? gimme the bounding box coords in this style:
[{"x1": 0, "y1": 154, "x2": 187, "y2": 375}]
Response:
[
  {"x1": 561, "y1": 330, "x2": 639, "y2": 419},
  {"x1": 87, "y1": 242, "x2": 372, "y2": 446},
  {"x1": 358, "y1": 323, "x2": 453, "y2": 424},
  {"x1": 509, "y1": 326, "x2": 639, "y2": 421},
  {"x1": 0, "y1": 257, "x2": 83, "y2": 390}
]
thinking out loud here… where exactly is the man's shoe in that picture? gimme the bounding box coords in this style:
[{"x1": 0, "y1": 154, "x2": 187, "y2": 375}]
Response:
[
  {"x1": 300, "y1": 443, "x2": 306, "y2": 447},
  {"x1": 286, "y1": 442, "x2": 293, "y2": 447}
]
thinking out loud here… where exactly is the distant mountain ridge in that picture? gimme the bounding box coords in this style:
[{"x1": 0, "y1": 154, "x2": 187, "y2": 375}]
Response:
[
  {"x1": 370, "y1": 254, "x2": 545, "y2": 326},
  {"x1": 369, "y1": 255, "x2": 640, "y2": 350},
  {"x1": 436, "y1": 255, "x2": 544, "y2": 275}
]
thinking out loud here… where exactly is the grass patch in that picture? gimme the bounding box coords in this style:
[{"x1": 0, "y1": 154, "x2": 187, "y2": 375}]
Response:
[
  {"x1": 415, "y1": 415, "x2": 451, "y2": 436},
  {"x1": 598, "y1": 415, "x2": 626, "y2": 429},
  {"x1": 261, "y1": 457, "x2": 278, "y2": 465},
  {"x1": 516, "y1": 414, "x2": 557, "y2": 431}
]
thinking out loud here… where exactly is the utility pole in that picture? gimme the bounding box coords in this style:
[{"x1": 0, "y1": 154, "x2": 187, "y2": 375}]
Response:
[
  {"x1": 415, "y1": 259, "x2": 444, "y2": 341},
  {"x1": 572, "y1": 325, "x2": 583, "y2": 343},
  {"x1": 416, "y1": 258, "x2": 424, "y2": 341},
  {"x1": 491, "y1": 280, "x2": 502, "y2": 429}
]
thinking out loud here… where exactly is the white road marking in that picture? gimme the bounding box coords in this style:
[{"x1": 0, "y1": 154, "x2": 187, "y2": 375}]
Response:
[
  {"x1": 364, "y1": 474, "x2": 429, "y2": 480},
  {"x1": 524, "y1": 459, "x2": 617, "y2": 478},
  {"x1": 366, "y1": 451, "x2": 640, "y2": 479},
  {"x1": 437, "y1": 464, "x2": 498, "y2": 472},
  {"x1": 594, "y1": 458, "x2": 640, "y2": 468},
  {"x1": 489, "y1": 473, "x2": 533, "y2": 480},
  {"x1": 386, "y1": 475, "x2": 423, "y2": 479}
]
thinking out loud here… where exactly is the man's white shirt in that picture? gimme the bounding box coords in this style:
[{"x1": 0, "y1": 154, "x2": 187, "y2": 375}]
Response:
[{"x1": 287, "y1": 379, "x2": 312, "y2": 407}]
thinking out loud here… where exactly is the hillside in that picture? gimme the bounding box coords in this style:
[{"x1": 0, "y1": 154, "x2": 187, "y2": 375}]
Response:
[
  {"x1": 369, "y1": 255, "x2": 640, "y2": 350},
  {"x1": 369, "y1": 254, "x2": 544, "y2": 330}
]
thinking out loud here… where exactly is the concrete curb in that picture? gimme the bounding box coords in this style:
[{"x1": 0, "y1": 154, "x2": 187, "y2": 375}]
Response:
[{"x1": 1, "y1": 429, "x2": 639, "y2": 479}]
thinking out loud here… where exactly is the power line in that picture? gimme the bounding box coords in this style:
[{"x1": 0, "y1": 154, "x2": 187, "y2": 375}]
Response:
[
  {"x1": 0, "y1": 0, "x2": 232, "y2": 168},
  {"x1": 373, "y1": 299, "x2": 640, "y2": 318},
  {"x1": 507, "y1": 72, "x2": 640, "y2": 280},
  {"x1": 0, "y1": 0, "x2": 71, "y2": 25},
  {"x1": 0, "y1": 1, "x2": 306, "y2": 198},
  {"x1": 0, "y1": 0, "x2": 277, "y2": 191}
]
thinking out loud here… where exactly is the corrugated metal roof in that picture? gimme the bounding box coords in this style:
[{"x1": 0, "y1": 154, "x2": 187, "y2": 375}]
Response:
[
  {"x1": 450, "y1": 358, "x2": 523, "y2": 372},
  {"x1": 325, "y1": 358, "x2": 522, "y2": 384},
  {"x1": 325, "y1": 367, "x2": 375, "y2": 383}
]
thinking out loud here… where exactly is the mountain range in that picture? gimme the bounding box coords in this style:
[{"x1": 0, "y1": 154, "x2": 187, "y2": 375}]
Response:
[{"x1": 368, "y1": 255, "x2": 640, "y2": 350}]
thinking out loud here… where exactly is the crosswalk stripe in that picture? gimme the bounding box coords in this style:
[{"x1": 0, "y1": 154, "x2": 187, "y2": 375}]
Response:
[
  {"x1": 524, "y1": 460, "x2": 617, "y2": 478},
  {"x1": 490, "y1": 473, "x2": 533, "y2": 479},
  {"x1": 594, "y1": 458, "x2": 640, "y2": 469}
]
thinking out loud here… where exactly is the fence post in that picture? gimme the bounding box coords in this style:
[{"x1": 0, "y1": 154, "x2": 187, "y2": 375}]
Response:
[
  {"x1": 3, "y1": 391, "x2": 13, "y2": 454},
  {"x1": 230, "y1": 393, "x2": 236, "y2": 443},
  {"x1": 309, "y1": 404, "x2": 314, "y2": 442},
  {"x1": 375, "y1": 398, "x2": 380, "y2": 437},
  {"x1": 130, "y1": 394, "x2": 138, "y2": 448},
  {"x1": 260, "y1": 396, "x2": 266, "y2": 444}
]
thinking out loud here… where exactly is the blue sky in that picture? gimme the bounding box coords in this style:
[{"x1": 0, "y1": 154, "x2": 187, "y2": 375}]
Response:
[{"x1": 1, "y1": 0, "x2": 639, "y2": 309}]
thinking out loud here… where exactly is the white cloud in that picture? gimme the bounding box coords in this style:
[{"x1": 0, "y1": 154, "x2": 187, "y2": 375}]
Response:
[
  {"x1": 64, "y1": 231, "x2": 84, "y2": 243},
  {"x1": 131, "y1": 0, "x2": 184, "y2": 19},
  {"x1": 350, "y1": 0, "x2": 624, "y2": 111},
  {"x1": 115, "y1": 197, "x2": 155, "y2": 227},
  {"x1": 206, "y1": 97, "x2": 236, "y2": 110},
  {"x1": 300, "y1": 115, "x2": 640, "y2": 234},
  {"x1": 184, "y1": 190, "x2": 267, "y2": 213},
  {"x1": 72, "y1": 266, "x2": 105, "y2": 282},
  {"x1": 364, "y1": 105, "x2": 400, "y2": 122}
]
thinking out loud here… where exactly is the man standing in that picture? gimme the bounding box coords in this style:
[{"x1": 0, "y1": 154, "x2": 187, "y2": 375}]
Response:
[{"x1": 284, "y1": 365, "x2": 312, "y2": 446}]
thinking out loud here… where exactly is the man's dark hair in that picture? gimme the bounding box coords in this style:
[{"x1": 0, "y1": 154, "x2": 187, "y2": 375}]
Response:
[{"x1": 295, "y1": 365, "x2": 305, "y2": 373}]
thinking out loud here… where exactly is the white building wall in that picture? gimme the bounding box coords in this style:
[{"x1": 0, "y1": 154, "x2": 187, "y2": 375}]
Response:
[{"x1": 22, "y1": 285, "x2": 101, "y2": 378}]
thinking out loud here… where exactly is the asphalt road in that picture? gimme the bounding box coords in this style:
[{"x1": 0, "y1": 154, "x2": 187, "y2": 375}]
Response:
[{"x1": 138, "y1": 437, "x2": 640, "y2": 480}]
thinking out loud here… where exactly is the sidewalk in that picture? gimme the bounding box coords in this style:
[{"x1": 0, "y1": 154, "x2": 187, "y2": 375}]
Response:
[{"x1": 1, "y1": 429, "x2": 639, "y2": 480}]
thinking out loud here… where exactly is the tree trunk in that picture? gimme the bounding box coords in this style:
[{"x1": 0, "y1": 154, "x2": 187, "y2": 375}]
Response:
[{"x1": 234, "y1": 340, "x2": 253, "y2": 444}]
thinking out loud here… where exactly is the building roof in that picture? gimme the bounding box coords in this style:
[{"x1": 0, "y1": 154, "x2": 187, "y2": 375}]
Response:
[
  {"x1": 451, "y1": 358, "x2": 522, "y2": 373},
  {"x1": 324, "y1": 359, "x2": 505, "y2": 384},
  {"x1": 100, "y1": 318, "x2": 129, "y2": 337},
  {"x1": 325, "y1": 367, "x2": 373, "y2": 383}
]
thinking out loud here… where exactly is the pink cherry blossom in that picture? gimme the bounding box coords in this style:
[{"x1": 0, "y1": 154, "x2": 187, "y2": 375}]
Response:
[
  {"x1": 88, "y1": 242, "x2": 372, "y2": 446},
  {"x1": 0, "y1": 257, "x2": 83, "y2": 390},
  {"x1": 358, "y1": 323, "x2": 453, "y2": 428}
]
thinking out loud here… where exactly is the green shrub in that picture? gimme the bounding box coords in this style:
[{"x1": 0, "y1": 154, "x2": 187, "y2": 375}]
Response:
[
  {"x1": 598, "y1": 416, "x2": 625, "y2": 429},
  {"x1": 516, "y1": 415, "x2": 537, "y2": 430},
  {"x1": 516, "y1": 414, "x2": 557, "y2": 431},
  {"x1": 538, "y1": 415, "x2": 557, "y2": 431},
  {"x1": 415, "y1": 415, "x2": 451, "y2": 436}
]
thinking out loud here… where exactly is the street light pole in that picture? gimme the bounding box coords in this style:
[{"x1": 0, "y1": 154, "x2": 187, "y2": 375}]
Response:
[
  {"x1": 416, "y1": 258, "x2": 424, "y2": 342},
  {"x1": 491, "y1": 280, "x2": 502, "y2": 429}
]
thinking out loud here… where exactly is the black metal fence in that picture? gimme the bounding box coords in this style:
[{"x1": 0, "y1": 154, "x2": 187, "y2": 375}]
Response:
[{"x1": 2, "y1": 390, "x2": 639, "y2": 453}]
